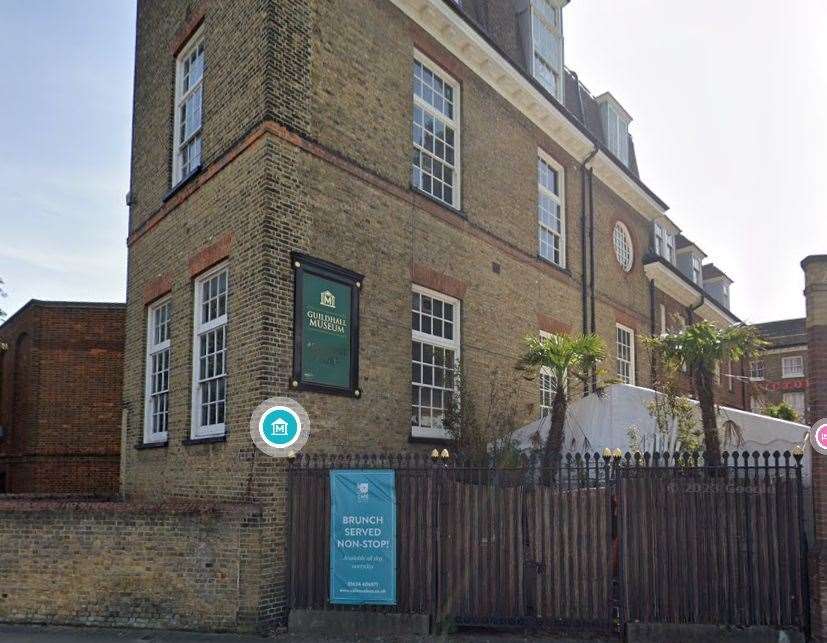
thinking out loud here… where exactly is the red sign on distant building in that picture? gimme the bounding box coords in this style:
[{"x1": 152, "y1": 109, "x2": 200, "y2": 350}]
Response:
[{"x1": 763, "y1": 379, "x2": 807, "y2": 392}]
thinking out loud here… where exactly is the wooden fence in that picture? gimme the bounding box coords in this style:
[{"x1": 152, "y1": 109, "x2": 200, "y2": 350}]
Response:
[
  {"x1": 618, "y1": 451, "x2": 809, "y2": 631},
  {"x1": 287, "y1": 451, "x2": 808, "y2": 634}
]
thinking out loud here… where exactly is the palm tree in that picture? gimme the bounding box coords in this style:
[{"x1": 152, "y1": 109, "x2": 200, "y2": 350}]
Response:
[
  {"x1": 517, "y1": 333, "x2": 607, "y2": 481},
  {"x1": 645, "y1": 321, "x2": 766, "y2": 466}
]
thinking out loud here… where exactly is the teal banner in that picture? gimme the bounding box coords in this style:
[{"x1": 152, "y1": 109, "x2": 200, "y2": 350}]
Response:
[{"x1": 329, "y1": 470, "x2": 397, "y2": 605}]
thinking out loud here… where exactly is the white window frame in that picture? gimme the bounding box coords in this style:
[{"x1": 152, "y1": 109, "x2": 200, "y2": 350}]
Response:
[
  {"x1": 782, "y1": 355, "x2": 804, "y2": 379},
  {"x1": 613, "y1": 221, "x2": 634, "y2": 272},
  {"x1": 144, "y1": 297, "x2": 172, "y2": 444},
  {"x1": 654, "y1": 223, "x2": 667, "y2": 260},
  {"x1": 537, "y1": 149, "x2": 565, "y2": 268},
  {"x1": 538, "y1": 330, "x2": 554, "y2": 418},
  {"x1": 659, "y1": 304, "x2": 667, "y2": 335},
  {"x1": 783, "y1": 391, "x2": 805, "y2": 419},
  {"x1": 411, "y1": 285, "x2": 461, "y2": 440},
  {"x1": 691, "y1": 255, "x2": 702, "y2": 285},
  {"x1": 654, "y1": 223, "x2": 675, "y2": 263},
  {"x1": 604, "y1": 104, "x2": 629, "y2": 165},
  {"x1": 727, "y1": 359, "x2": 734, "y2": 392},
  {"x1": 172, "y1": 28, "x2": 205, "y2": 186},
  {"x1": 530, "y1": 0, "x2": 563, "y2": 99},
  {"x1": 191, "y1": 263, "x2": 228, "y2": 438},
  {"x1": 616, "y1": 324, "x2": 635, "y2": 385},
  {"x1": 412, "y1": 50, "x2": 461, "y2": 209},
  {"x1": 750, "y1": 360, "x2": 765, "y2": 381}
]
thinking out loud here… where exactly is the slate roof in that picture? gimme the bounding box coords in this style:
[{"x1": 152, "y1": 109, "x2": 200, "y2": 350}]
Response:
[
  {"x1": 702, "y1": 264, "x2": 732, "y2": 282},
  {"x1": 754, "y1": 318, "x2": 807, "y2": 349}
]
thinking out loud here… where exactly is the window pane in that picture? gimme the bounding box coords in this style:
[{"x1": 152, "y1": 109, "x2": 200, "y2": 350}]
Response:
[
  {"x1": 412, "y1": 58, "x2": 458, "y2": 206},
  {"x1": 411, "y1": 289, "x2": 459, "y2": 434},
  {"x1": 538, "y1": 157, "x2": 564, "y2": 267}
]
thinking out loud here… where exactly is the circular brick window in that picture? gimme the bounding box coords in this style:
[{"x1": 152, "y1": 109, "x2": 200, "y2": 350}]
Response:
[{"x1": 613, "y1": 221, "x2": 634, "y2": 272}]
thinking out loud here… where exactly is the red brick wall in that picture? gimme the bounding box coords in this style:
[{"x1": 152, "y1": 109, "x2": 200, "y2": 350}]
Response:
[
  {"x1": 809, "y1": 327, "x2": 827, "y2": 424},
  {"x1": 0, "y1": 302, "x2": 125, "y2": 494},
  {"x1": 803, "y1": 256, "x2": 827, "y2": 641}
]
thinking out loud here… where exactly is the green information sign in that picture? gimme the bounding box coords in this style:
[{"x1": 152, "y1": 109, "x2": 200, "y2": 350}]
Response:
[{"x1": 292, "y1": 253, "x2": 362, "y2": 397}]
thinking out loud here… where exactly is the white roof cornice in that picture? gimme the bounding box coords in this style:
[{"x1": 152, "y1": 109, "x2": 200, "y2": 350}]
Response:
[{"x1": 644, "y1": 260, "x2": 739, "y2": 327}]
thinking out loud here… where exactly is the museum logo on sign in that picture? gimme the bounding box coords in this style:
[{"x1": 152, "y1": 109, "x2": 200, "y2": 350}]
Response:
[{"x1": 320, "y1": 290, "x2": 336, "y2": 308}]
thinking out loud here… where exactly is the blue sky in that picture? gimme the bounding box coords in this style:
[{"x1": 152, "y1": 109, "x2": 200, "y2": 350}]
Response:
[
  {"x1": 0, "y1": 1, "x2": 135, "y2": 318},
  {"x1": 1, "y1": 0, "x2": 825, "y2": 324}
]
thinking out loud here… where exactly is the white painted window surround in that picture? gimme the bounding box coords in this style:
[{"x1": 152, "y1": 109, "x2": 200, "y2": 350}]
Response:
[
  {"x1": 654, "y1": 223, "x2": 674, "y2": 263},
  {"x1": 603, "y1": 103, "x2": 629, "y2": 165},
  {"x1": 613, "y1": 221, "x2": 634, "y2": 272},
  {"x1": 691, "y1": 255, "x2": 702, "y2": 285},
  {"x1": 782, "y1": 355, "x2": 804, "y2": 379},
  {"x1": 172, "y1": 29, "x2": 205, "y2": 186},
  {"x1": 411, "y1": 285, "x2": 460, "y2": 440},
  {"x1": 191, "y1": 264, "x2": 228, "y2": 438},
  {"x1": 538, "y1": 329, "x2": 554, "y2": 417},
  {"x1": 616, "y1": 324, "x2": 635, "y2": 385},
  {"x1": 412, "y1": 52, "x2": 460, "y2": 209},
  {"x1": 750, "y1": 360, "x2": 765, "y2": 381},
  {"x1": 144, "y1": 298, "x2": 171, "y2": 444},
  {"x1": 537, "y1": 150, "x2": 565, "y2": 268}
]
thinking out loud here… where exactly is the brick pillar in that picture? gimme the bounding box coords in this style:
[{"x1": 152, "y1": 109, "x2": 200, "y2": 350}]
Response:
[{"x1": 803, "y1": 255, "x2": 827, "y2": 640}]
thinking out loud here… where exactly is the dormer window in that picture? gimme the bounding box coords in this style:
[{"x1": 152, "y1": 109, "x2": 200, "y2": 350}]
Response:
[
  {"x1": 654, "y1": 223, "x2": 674, "y2": 263},
  {"x1": 604, "y1": 104, "x2": 629, "y2": 164},
  {"x1": 529, "y1": 0, "x2": 563, "y2": 99},
  {"x1": 597, "y1": 93, "x2": 631, "y2": 167},
  {"x1": 691, "y1": 255, "x2": 702, "y2": 285}
]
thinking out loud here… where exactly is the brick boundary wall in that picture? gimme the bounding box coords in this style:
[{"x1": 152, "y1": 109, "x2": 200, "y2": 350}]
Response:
[{"x1": 0, "y1": 499, "x2": 263, "y2": 632}]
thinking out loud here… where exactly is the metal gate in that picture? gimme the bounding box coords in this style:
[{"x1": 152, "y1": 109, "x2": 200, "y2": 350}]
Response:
[
  {"x1": 617, "y1": 451, "x2": 809, "y2": 633},
  {"x1": 287, "y1": 451, "x2": 809, "y2": 634}
]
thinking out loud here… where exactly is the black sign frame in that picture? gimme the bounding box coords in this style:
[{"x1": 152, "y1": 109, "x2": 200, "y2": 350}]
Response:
[{"x1": 291, "y1": 252, "x2": 363, "y2": 398}]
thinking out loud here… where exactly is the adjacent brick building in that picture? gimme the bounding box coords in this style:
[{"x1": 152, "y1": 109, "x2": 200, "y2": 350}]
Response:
[
  {"x1": 122, "y1": 0, "x2": 748, "y2": 627},
  {"x1": 0, "y1": 300, "x2": 124, "y2": 494},
  {"x1": 749, "y1": 317, "x2": 809, "y2": 421},
  {"x1": 802, "y1": 255, "x2": 827, "y2": 641}
]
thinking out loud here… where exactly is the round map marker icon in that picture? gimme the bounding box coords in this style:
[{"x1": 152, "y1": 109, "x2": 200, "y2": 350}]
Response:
[
  {"x1": 249, "y1": 397, "x2": 311, "y2": 457},
  {"x1": 259, "y1": 406, "x2": 302, "y2": 449}
]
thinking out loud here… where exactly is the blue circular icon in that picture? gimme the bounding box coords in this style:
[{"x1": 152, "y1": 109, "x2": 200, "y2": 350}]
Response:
[{"x1": 258, "y1": 406, "x2": 302, "y2": 448}]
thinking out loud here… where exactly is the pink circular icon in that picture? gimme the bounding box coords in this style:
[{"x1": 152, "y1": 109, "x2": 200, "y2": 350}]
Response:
[{"x1": 810, "y1": 419, "x2": 827, "y2": 454}]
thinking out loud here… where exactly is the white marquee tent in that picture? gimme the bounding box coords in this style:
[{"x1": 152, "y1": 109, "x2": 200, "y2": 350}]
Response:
[{"x1": 511, "y1": 383, "x2": 812, "y2": 482}]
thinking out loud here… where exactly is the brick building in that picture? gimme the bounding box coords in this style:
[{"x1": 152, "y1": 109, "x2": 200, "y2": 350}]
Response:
[
  {"x1": 0, "y1": 300, "x2": 124, "y2": 494},
  {"x1": 122, "y1": 0, "x2": 747, "y2": 626},
  {"x1": 802, "y1": 256, "x2": 827, "y2": 641},
  {"x1": 749, "y1": 318, "x2": 808, "y2": 421}
]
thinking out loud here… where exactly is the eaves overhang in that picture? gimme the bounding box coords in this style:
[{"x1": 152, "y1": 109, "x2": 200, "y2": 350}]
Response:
[
  {"x1": 643, "y1": 255, "x2": 740, "y2": 327},
  {"x1": 392, "y1": 0, "x2": 669, "y2": 221}
]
